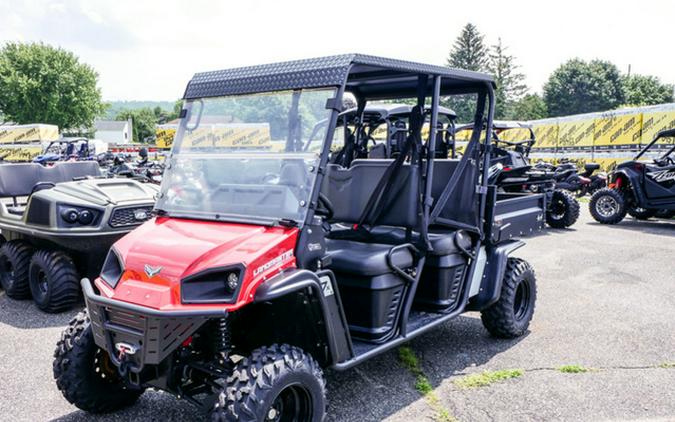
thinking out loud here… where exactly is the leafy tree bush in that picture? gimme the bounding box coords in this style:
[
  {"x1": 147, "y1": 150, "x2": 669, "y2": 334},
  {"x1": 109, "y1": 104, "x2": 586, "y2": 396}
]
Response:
[
  {"x1": 543, "y1": 59, "x2": 624, "y2": 117},
  {"x1": 0, "y1": 42, "x2": 105, "y2": 129},
  {"x1": 622, "y1": 74, "x2": 673, "y2": 106}
]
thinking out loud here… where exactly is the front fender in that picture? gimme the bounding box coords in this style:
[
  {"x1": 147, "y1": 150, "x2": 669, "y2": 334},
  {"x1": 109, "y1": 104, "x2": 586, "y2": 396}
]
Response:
[{"x1": 254, "y1": 269, "x2": 352, "y2": 366}]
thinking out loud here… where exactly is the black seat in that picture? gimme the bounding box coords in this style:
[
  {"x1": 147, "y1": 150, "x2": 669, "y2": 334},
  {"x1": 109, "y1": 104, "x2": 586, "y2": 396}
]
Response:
[
  {"x1": 367, "y1": 227, "x2": 470, "y2": 255},
  {"x1": 326, "y1": 238, "x2": 413, "y2": 276}
]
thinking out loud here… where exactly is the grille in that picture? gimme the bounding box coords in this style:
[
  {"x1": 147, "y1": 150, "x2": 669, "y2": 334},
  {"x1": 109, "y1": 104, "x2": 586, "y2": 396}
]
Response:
[
  {"x1": 106, "y1": 308, "x2": 146, "y2": 332},
  {"x1": 109, "y1": 206, "x2": 153, "y2": 228}
]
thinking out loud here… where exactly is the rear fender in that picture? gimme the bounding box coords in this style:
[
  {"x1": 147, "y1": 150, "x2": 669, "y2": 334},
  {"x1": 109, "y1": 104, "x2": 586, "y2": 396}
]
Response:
[{"x1": 466, "y1": 240, "x2": 524, "y2": 311}]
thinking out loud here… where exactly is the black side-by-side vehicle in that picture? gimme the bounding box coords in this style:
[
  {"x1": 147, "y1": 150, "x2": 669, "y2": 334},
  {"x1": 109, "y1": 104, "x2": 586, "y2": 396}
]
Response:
[{"x1": 590, "y1": 128, "x2": 675, "y2": 224}]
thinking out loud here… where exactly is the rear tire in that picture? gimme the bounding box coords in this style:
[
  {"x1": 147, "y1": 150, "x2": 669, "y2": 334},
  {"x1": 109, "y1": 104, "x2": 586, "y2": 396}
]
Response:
[
  {"x1": 53, "y1": 309, "x2": 144, "y2": 413},
  {"x1": 29, "y1": 250, "x2": 80, "y2": 313},
  {"x1": 481, "y1": 258, "x2": 537, "y2": 339},
  {"x1": 589, "y1": 188, "x2": 627, "y2": 224},
  {"x1": 546, "y1": 189, "x2": 580, "y2": 228},
  {"x1": 627, "y1": 207, "x2": 657, "y2": 220},
  {"x1": 211, "y1": 344, "x2": 326, "y2": 422},
  {"x1": 0, "y1": 240, "x2": 33, "y2": 298}
]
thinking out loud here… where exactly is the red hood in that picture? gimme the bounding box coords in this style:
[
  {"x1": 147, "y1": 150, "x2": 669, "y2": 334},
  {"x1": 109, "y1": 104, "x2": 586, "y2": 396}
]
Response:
[{"x1": 99, "y1": 217, "x2": 298, "y2": 311}]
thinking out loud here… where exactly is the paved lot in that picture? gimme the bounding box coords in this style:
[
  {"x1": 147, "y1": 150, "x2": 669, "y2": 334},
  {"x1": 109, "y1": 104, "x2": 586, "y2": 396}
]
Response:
[{"x1": 1, "y1": 208, "x2": 674, "y2": 422}]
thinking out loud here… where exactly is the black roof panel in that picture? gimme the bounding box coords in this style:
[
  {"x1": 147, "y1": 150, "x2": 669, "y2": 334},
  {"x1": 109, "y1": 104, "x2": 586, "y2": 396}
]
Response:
[{"x1": 184, "y1": 54, "x2": 494, "y2": 99}]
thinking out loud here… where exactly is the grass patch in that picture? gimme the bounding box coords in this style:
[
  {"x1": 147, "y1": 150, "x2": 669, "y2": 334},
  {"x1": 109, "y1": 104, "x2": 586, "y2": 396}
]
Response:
[
  {"x1": 454, "y1": 369, "x2": 523, "y2": 388},
  {"x1": 659, "y1": 362, "x2": 675, "y2": 369},
  {"x1": 398, "y1": 347, "x2": 458, "y2": 422},
  {"x1": 558, "y1": 365, "x2": 589, "y2": 373},
  {"x1": 577, "y1": 196, "x2": 590, "y2": 203}
]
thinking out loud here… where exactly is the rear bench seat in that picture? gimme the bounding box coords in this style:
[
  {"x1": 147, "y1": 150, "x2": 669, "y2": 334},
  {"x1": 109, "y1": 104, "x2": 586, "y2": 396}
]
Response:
[{"x1": 0, "y1": 162, "x2": 100, "y2": 215}]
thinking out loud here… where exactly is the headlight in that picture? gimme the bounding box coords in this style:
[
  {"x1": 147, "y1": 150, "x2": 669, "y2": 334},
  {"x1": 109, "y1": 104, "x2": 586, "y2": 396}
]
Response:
[
  {"x1": 100, "y1": 248, "x2": 124, "y2": 288},
  {"x1": 227, "y1": 272, "x2": 239, "y2": 291},
  {"x1": 58, "y1": 204, "x2": 100, "y2": 227},
  {"x1": 181, "y1": 266, "x2": 245, "y2": 304}
]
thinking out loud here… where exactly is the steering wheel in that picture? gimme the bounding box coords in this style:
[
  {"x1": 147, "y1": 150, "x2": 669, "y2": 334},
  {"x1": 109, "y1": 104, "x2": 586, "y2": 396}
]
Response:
[{"x1": 316, "y1": 193, "x2": 334, "y2": 220}]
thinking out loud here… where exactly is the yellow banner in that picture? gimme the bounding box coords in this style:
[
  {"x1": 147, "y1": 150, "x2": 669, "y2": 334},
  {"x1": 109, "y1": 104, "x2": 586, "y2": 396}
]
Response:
[
  {"x1": 593, "y1": 111, "x2": 642, "y2": 148},
  {"x1": 640, "y1": 107, "x2": 675, "y2": 145},
  {"x1": 181, "y1": 124, "x2": 272, "y2": 150},
  {"x1": 0, "y1": 145, "x2": 43, "y2": 161},
  {"x1": 531, "y1": 123, "x2": 558, "y2": 149},
  {"x1": 0, "y1": 124, "x2": 59, "y2": 144}
]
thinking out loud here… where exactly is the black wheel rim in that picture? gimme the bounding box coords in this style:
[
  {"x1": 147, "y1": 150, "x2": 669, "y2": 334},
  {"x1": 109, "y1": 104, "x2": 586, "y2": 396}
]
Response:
[
  {"x1": 36, "y1": 269, "x2": 49, "y2": 295},
  {"x1": 513, "y1": 279, "x2": 531, "y2": 321},
  {"x1": 0, "y1": 256, "x2": 14, "y2": 287},
  {"x1": 265, "y1": 384, "x2": 312, "y2": 422},
  {"x1": 550, "y1": 199, "x2": 565, "y2": 220}
]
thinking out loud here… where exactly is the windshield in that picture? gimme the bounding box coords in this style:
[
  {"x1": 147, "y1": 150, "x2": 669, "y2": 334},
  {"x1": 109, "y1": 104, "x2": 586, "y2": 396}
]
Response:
[{"x1": 156, "y1": 88, "x2": 336, "y2": 225}]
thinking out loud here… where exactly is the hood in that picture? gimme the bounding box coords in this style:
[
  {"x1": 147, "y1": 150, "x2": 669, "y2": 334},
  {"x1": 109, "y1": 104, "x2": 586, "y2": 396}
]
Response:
[
  {"x1": 106, "y1": 217, "x2": 298, "y2": 310},
  {"x1": 52, "y1": 179, "x2": 159, "y2": 206}
]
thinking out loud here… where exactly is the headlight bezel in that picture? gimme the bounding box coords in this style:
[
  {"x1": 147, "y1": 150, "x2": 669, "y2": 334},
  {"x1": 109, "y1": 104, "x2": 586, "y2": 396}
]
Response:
[
  {"x1": 180, "y1": 264, "x2": 245, "y2": 304},
  {"x1": 100, "y1": 247, "x2": 124, "y2": 289}
]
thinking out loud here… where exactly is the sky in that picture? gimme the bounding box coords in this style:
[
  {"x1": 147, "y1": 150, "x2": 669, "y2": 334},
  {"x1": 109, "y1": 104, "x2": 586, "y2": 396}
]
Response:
[{"x1": 1, "y1": 0, "x2": 673, "y2": 101}]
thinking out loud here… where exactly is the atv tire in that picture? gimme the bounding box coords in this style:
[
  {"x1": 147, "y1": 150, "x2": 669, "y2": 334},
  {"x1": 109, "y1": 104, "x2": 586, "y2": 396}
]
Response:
[
  {"x1": 212, "y1": 344, "x2": 326, "y2": 422},
  {"x1": 54, "y1": 309, "x2": 144, "y2": 413},
  {"x1": 627, "y1": 207, "x2": 658, "y2": 220},
  {"x1": 481, "y1": 258, "x2": 537, "y2": 339},
  {"x1": 29, "y1": 250, "x2": 80, "y2": 313},
  {"x1": 546, "y1": 189, "x2": 580, "y2": 228},
  {"x1": 0, "y1": 240, "x2": 33, "y2": 298},
  {"x1": 589, "y1": 188, "x2": 627, "y2": 224}
]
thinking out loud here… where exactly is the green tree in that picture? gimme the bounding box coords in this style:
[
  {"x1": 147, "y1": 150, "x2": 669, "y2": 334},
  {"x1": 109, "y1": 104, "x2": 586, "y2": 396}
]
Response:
[
  {"x1": 444, "y1": 23, "x2": 489, "y2": 122},
  {"x1": 487, "y1": 38, "x2": 528, "y2": 119},
  {"x1": 115, "y1": 108, "x2": 157, "y2": 143},
  {"x1": 543, "y1": 59, "x2": 625, "y2": 117},
  {"x1": 446, "y1": 23, "x2": 488, "y2": 72},
  {"x1": 0, "y1": 42, "x2": 105, "y2": 129},
  {"x1": 506, "y1": 94, "x2": 548, "y2": 120},
  {"x1": 622, "y1": 74, "x2": 673, "y2": 106}
]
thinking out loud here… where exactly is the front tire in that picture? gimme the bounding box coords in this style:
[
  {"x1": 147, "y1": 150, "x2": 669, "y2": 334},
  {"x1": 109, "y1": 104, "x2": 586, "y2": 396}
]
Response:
[
  {"x1": 53, "y1": 309, "x2": 144, "y2": 413},
  {"x1": 546, "y1": 189, "x2": 580, "y2": 228},
  {"x1": 0, "y1": 240, "x2": 33, "y2": 298},
  {"x1": 29, "y1": 250, "x2": 80, "y2": 313},
  {"x1": 627, "y1": 207, "x2": 657, "y2": 220},
  {"x1": 212, "y1": 344, "x2": 326, "y2": 422},
  {"x1": 481, "y1": 258, "x2": 537, "y2": 339},
  {"x1": 589, "y1": 188, "x2": 627, "y2": 224}
]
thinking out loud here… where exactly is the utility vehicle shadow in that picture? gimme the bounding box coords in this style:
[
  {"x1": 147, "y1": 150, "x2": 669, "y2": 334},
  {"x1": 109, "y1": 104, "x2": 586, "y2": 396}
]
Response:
[
  {"x1": 51, "y1": 315, "x2": 522, "y2": 422},
  {"x1": 327, "y1": 314, "x2": 524, "y2": 421},
  {"x1": 0, "y1": 292, "x2": 79, "y2": 329}
]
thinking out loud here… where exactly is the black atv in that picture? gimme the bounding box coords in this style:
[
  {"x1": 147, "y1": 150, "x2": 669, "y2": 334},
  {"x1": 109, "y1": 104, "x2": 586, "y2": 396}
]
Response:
[
  {"x1": 590, "y1": 128, "x2": 675, "y2": 224},
  {"x1": 457, "y1": 121, "x2": 580, "y2": 229}
]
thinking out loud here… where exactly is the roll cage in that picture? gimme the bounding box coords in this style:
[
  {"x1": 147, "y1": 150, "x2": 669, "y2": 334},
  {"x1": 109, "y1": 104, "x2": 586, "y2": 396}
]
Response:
[
  {"x1": 635, "y1": 128, "x2": 675, "y2": 162},
  {"x1": 181, "y1": 53, "x2": 496, "y2": 249},
  {"x1": 455, "y1": 120, "x2": 536, "y2": 157}
]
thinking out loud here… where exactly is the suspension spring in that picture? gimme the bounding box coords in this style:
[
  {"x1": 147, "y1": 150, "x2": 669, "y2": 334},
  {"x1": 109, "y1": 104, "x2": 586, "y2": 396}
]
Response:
[{"x1": 213, "y1": 316, "x2": 231, "y2": 358}]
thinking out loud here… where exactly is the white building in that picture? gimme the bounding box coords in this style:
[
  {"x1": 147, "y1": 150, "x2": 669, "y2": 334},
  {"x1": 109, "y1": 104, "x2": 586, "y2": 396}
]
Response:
[{"x1": 94, "y1": 119, "x2": 133, "y2": 144}]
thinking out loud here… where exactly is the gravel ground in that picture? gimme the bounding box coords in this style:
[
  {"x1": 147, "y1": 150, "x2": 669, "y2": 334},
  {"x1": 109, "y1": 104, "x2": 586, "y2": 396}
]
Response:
[{"x1": 0, "y1": 208, "x2": 673, "y2": 422}]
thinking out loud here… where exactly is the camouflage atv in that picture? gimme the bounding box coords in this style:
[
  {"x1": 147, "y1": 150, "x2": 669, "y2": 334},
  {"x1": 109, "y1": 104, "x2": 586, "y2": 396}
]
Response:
[{"x1": 0, "y1": 161, "x2": 158, "y2": 312}]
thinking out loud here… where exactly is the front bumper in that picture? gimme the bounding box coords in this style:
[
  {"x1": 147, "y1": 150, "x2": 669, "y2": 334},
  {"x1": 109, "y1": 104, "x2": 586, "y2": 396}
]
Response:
[{"x1": 82, "y1": 278, "x2": 226, "y2": 373}]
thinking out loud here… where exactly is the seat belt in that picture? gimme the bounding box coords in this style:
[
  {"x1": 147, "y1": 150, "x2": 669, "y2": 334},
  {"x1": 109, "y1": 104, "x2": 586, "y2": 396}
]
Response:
[{"x1": 357, "y1": 106, "x2": 424, "y2": 229}]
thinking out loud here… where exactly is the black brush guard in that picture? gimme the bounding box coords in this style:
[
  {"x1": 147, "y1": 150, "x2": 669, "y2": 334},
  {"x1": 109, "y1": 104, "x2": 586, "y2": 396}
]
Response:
[{"x1": 82, "y1": 279, "x2": 225, "y2": 374}]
